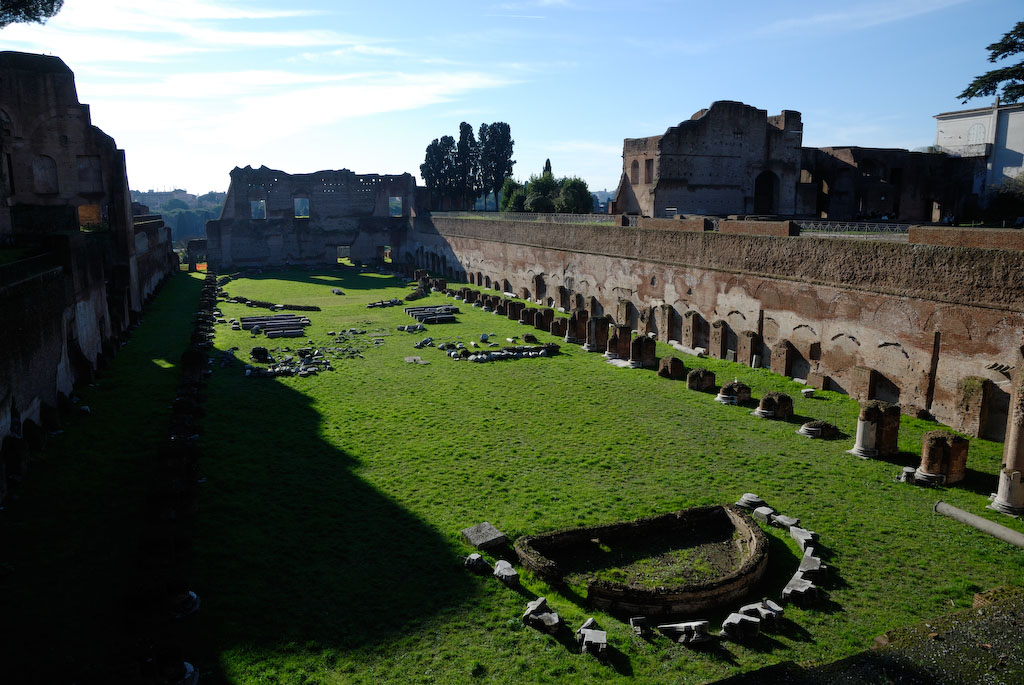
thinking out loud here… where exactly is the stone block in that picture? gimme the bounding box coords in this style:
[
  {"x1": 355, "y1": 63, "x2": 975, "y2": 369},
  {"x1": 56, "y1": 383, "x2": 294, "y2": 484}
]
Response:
[
  {"x1": 798, "y1": 547, "x2": 828, "y2": 582},
  {"x1": 739, "y1": 599, "x2": 783, "y2": 629},
  {"x1": 687, "y1": 368, "x2": 716, "y2": 392},
  {"x1": 522, "y1": 596, "x2": 561, "y2": 633},
  {"x1": 710, "y1": 320, "x2": 728, "y2": 359},
  {"x1": 461, "y1": 522, "x2": 507, "y2": 550},
  {"x1": 752, "y1": 506, "x2": 775, "y2": 524},
  {"x1": 772, "y1": 514, "x2": 799, "y2": 529},
  {"x1": 737, "y1": 330, "x2": 761, "y2": 367},
  {"x1": 721, "y1": 612, "x2": 760, "y2": 641},
  {"x1": 657, "y1": 620, "x2": 712, "y2": 644},
  {"x1": 493, "y1": 559, "x2": 519, "y2": 586},
  {"x1": 657, "y1": 356, "x2": 687, "y2": 379},
  {"x1": 782, "y1": 572, "x2": 818, "y2": 606},
  {"x1": 770, "y1": 339, "x2": 795, "y2": 377},
  {"x1": 682, "y1": 310, "x2": 703, "y2": 349},
  {"x1": 789, "y1": 526, "x2": 817, "y2": 551},
  {"x1": 464, "y1": 553, "x2": 492, "y2": 574},
  {"x1": 735, "y1": 493, "x2": 766, "y2": 510}
]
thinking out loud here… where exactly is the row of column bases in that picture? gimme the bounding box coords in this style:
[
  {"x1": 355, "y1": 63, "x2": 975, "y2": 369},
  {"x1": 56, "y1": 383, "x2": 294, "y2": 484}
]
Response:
[{"x1": 443, "y1": 274, "x2": 1024, "y2": 517}]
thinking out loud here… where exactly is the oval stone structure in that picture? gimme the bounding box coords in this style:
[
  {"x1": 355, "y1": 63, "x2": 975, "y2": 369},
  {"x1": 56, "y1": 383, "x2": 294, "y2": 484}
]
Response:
[{"x1": 514, "y1": 505, "x2": 769, "y2": 619}]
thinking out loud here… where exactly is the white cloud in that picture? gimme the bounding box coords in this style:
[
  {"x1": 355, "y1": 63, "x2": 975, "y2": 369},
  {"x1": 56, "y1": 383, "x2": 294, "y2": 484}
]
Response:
[{"x1": 755, "y1": 0, "x2": 969, "y2": 34}]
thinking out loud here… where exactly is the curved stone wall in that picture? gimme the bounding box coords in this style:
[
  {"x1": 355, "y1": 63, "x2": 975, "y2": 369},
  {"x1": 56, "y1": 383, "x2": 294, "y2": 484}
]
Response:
[{"x1": 514, "y1": 505, "x2": 769, "y2": 619}]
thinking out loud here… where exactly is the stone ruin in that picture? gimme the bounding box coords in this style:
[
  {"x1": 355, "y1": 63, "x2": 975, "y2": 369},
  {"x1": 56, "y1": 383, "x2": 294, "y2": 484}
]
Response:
[
  {"x1": 687, "y1": 368, "x2": 716, "y2": 392},
  {"x1": 797, "y1": 420, "x2": 840, "y2": 440},
  {"x1": 849, "y1": 400, "x2": 901, "y2": 459},
  {"x1": 514, "y1": 506, "x2": 769, "y2": 619},
  {"x1": 914, "y1": 431, "x2": 970, "y2": 486},
  {"x1": 629, "y1": 335, "x2": 658, "y2": 369},
  {"x1": 715, "y1": 380, "x2": 752, "y2": 405},
  {"x1": 657, "y1": 356, "x2": 687, "y2": 380},
  {"x1": 752, "y1": 391, "x2": 794, "y2": 420}
]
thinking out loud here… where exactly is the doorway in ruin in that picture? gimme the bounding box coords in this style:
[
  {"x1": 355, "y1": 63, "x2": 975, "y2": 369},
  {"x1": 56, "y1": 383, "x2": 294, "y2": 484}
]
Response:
[
  {"x1": 753, "y1": 170, "x2": 780, "y2": 214},
  {"x1": 534, "y1": 274, "x2": 546, "y2": 302}
]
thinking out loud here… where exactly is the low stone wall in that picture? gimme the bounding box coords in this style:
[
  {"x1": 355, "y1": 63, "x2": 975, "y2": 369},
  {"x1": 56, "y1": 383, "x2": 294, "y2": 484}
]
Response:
[
  {"x1": 637, "y1": 217, "x2": 711, "y2": 232},
  {"x1": 719, "y1": 219, "x2": 799, "y2": 237},
  {"x1": 514, "y1": 505, "x2": 769, "y2": 619},
  {"x1": 909, "y1": 226, "x2": 1024, "y2": 251}
]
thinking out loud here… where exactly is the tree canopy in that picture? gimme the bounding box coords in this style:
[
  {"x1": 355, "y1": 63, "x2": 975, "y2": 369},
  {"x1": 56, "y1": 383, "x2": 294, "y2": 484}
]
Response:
[
  {"x1": 0, "y1": 0, "x2": 64, "y2": 28},
  {"x1": 959, "y1": 20, "x2": 1024, "y2": 103},
  {"x1": 499, "y1": 168, "x2": 593, "y2": 214},
  {"x1": 421, "y1": 122, "x2": 514, "y2": 210}
]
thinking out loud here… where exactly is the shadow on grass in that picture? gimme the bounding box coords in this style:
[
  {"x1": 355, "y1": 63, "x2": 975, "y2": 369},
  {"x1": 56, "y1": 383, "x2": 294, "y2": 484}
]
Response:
[
  {"x1": 0, "y1": 274, "x2": 204, "y2": 682},
  {"x1": 235, "y1": 266, "x2": 412, "y2": 293},
  {"x1": 192, "y1": 359, "x2": 476, "y2": 678}
]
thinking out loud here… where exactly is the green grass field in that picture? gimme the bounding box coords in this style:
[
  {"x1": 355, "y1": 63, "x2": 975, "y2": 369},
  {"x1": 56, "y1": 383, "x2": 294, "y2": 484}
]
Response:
[
  {"x1": 189, "y1": 267, "x2": 1024, "y2": 683},
  {"x1": 3, "y1": 268, "x2": 1022, "y2": 683}
]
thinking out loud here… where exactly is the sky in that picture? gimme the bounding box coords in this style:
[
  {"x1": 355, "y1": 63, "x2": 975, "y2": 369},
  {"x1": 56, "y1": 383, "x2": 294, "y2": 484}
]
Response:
[{"x1": 0, "y1": 0, "x2": 1018, "y2": 194}]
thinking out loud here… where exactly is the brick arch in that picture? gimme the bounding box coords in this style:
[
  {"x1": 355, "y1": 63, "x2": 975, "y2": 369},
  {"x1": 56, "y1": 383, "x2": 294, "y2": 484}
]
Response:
[
  {"x1": 826, "y1": 291, "x2": 863, "y2": 320},
  {"x1": 921, "y1": 305, "x2": 974, "y2": 341},
  {"x1": 873, "y1": 299, "x2": 917, "y2": 331},
  {"x1": 753, "y1": 281, "x2": 784, "y2": 311}
]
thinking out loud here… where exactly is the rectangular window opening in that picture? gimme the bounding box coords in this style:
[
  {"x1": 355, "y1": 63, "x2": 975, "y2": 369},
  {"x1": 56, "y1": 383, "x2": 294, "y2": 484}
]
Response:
[
  {"x1": 388, "y1": 196, "x2": 403, "y2": 217},
  {"x1": 294, "y1": 197, "x2": 309, "y2": 218},
  {"x1": 250, "y1": 199, "x2": 267, "y2": 220},
  {"x1": 78, "y1": 204, "x2": 102, "y2": 229},
  {"x1": 644, "y1": 158, "x2": 654, "y2": 184}
]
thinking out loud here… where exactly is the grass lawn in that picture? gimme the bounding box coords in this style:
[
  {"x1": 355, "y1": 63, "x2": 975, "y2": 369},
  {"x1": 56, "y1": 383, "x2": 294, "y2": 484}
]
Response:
[{"x1": 185, "y1": 267, "x2": 1024, "y2": 683}]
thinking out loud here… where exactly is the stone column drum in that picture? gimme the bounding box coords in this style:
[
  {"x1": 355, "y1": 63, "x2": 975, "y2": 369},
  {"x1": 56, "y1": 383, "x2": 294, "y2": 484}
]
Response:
[
  {"x1": 849, "y1": 401, "x2": 881, "y2": 458},
  {"x1": 993, "y1": 355, "x2": 1024, "y2": 515}
]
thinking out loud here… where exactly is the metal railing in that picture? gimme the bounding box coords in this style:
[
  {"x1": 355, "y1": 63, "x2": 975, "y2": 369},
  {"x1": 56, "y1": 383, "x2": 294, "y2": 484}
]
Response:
[
  {"x1": 432, "y1": 210, "x2": 618, "y2": 225},
  {"x1": 796, "y1": 220, "x2": 910, "y2": 233}
]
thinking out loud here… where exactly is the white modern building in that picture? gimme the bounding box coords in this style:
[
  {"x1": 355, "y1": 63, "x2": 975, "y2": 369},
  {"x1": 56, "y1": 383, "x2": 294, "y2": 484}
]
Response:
[{"x1": 935, "y1": 98, "x2": 1024, "y2": 198}]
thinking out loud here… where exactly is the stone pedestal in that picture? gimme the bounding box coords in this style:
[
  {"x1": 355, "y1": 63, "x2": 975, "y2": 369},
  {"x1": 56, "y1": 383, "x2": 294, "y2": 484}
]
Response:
[
  {"x1": 771, "y1": 339, "x2": 795, "y2": 377},
  {"x1": 629, "y1": 335, "x2": 657, "y2": 369},
  {"x1": 683, "y1": 310, "x2": 702, "y2": 349},
  {"x1": 737, "y1": 330, "x2": 761, "y2": 367},
  {"x1": 710, "y1": 320, "x2": 728, "y2": 360},
  {"x1": 606, "y1": 325, "x2": 632, "y2": 359},
  {"x1": 584, "y1": 316, "x2": 609, "y2": 352}
]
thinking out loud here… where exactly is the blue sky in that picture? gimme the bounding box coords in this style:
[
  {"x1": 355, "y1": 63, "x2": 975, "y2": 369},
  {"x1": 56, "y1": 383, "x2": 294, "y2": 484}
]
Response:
[{"x1": 1, "y1": 0, "x2": 1018, "y2": 194}]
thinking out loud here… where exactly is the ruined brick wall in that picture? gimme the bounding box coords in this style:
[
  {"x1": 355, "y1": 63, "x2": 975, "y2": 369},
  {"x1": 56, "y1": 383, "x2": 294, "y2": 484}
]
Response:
[
  {"x1": 719, "y1": 219, "x2": 799, "y2": 237},
  {"x1": 646, "y1": 101, "x2": 802, "y2": 217},
  {"x1": 797, "y1": 147, "x2": 976, "y2": 222},
  {"x1": 0, "y1": 52, "x2": 176, "y2": 468},
  {"x1": 909, "y1": 226, "x2": 1024, "y2": 251},
  {"x1": 410, "y1": 217, "x2": 1024, "y2": 438},
  {"x1": 133, "y1": 218, "x2": 176, "y2": 301},
  {"x1": 206, "y1": 165, "x2": 418, "y2": 268},
  {"x1": 637, "y1": 217, "x2": 710, "y2": 232}
]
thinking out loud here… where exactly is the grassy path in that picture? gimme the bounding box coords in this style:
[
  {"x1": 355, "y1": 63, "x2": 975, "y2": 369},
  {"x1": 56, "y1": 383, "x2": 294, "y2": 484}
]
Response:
[{"x1": 0, "y1": 273, "x2": 202, "y2": 681}]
